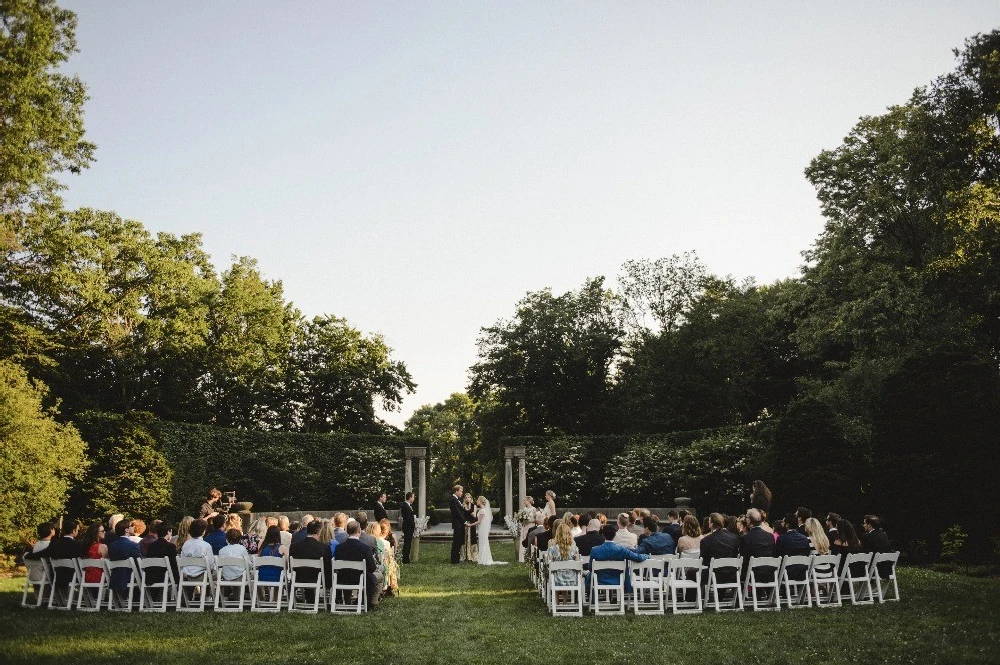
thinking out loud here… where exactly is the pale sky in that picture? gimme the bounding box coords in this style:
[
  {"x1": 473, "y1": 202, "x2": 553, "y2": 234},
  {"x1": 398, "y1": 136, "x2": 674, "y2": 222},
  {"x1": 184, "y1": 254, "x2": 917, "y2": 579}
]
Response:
[{"x1": 60, "y1": 1, "x2": 1000, "y2": 428}]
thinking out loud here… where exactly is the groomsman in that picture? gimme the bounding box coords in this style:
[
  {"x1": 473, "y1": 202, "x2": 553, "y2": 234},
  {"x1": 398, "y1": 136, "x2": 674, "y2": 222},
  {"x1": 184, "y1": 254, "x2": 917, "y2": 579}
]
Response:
[
  {"x1": 400, "y1": 492, "x2": 416, "y2": 564},
  {"x1": 374, "y1": 492, "x2": 388, "y2": 522}
]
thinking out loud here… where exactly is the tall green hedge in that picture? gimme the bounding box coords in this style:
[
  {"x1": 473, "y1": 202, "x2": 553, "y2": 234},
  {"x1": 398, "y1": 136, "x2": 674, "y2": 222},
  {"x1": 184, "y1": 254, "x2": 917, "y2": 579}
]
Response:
[{"x1": 73, "y1": 412, "x2": 420, "y2": 520}]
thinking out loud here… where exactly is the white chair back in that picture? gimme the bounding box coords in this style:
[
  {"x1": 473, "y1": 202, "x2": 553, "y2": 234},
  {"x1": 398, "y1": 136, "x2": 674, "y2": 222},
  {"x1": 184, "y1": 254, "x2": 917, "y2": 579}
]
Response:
[
  {"x1": 75, "y1": 558, "x2": 108, "y2": 611},
  {"x1": 870, "y1": 551, "x2": 901, "y2": 602},
  {"x1": 809, "y1": 553, "x2": 842, "y2": 608},
  {"x1": 250, "y1": 556, "x2": 286, "y2": 612},
  {"x1": 704, "y1": 556, "x2": 743, "y2": 612},
  {"x1": 547, "y1": 560, "x2": 584, "y2": 617},
  {"x1": 175, "y1": 556, "x2": 213, "y2": 612},
  {"x1": 21, "y1": 558, "x2": 51, "y2": 609},
  {"x1": 331, "y1": 559, "x2": 367, "y2": 614},
  {"x1": 214, "y1": 556, "x2": 250, "y2": 612},
  {"x1": 288, "y1": 557, "x2": 326, "y2": 613},
  {"x1": 46, "y1": 558, "x2": 80, "y2": 610},
  {"x1": 105, "y1": 558, "x2": 141, "y2": 612},
  {"x1": 839, "y1": 552, "x2": 875, "y2": 605},
  {"x1": 590, "y1": 560, "x2": 627, "y2": 616},
  {"x1": 139, "y1": 557, "x2": 175, "y2": 612}
]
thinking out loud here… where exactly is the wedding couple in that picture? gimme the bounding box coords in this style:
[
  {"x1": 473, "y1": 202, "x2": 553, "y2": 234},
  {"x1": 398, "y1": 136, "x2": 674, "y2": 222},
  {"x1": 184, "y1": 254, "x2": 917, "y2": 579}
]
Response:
[{"x1": 449, "y1": 485, "x2": 506, "y2": 566}]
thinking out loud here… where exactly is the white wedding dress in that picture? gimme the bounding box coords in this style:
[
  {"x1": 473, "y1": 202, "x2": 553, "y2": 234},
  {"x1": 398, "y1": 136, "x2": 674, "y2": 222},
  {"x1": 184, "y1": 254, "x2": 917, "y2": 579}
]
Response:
[{"x1": 477, "y1": 501, "x2": 507, "y2": 565}]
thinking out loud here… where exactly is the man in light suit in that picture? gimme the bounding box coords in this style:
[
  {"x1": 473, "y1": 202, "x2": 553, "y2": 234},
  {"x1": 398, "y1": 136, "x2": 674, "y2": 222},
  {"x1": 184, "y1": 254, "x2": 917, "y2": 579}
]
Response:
[{"x1": 400, "y1": 492, "x2": 416, "y2": 564}]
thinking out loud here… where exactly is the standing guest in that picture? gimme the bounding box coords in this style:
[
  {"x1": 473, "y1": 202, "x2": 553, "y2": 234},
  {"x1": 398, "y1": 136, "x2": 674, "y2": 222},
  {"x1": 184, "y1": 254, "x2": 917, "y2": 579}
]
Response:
[
  {"x1": 107, "y1": 520, "x2": 141, "y2": 593},
  {"x1": 278, "y1": 516, "x2": 293, "y2": 550},
  {"x1": 832, "y1": 519, "x2": 866, "y2": 576},
  {"x1": 291, "y1": 515, "x2": 314, "y2": 545},
  {"x1": 795, "y1": 508, "x2": 813, "y2": 534},
  {"x1": 612, "y1": 513, "x2": 638, "y2": 548},
  {"x1": 750, "y1": 480, "x2": 773, "y2": 514},
  {"x1": 826, "y1": 512, "x2": 841, "y2": 544},
  {"x1": 574, "y1": 519, "x2": 606, "y2": 556},
  {"x1": 374, "y1": 492, "x2": 388, "y2": 522},
  {"x1": 662, "y1": 510, "x2": 682, "y2": 543},
  {"x1": 701, "y1": 513, "x2": 740, "y2": 578},
  {"x1": 332, "y1": 513, "x2": 349, "y2": 544},
  {"x1": 80, "y1": 523, "x2": 109, "y2": 584},
  {"x1": 546, "y1": 524, "x2": 580, "y2": 604},
  {"x1": 199, "y1": 488, "x2": 223, "y2": 519},
  {"x1": 333, "y1": 520, "x2": 382, "y2": 610},
  {"x1": 140, "y1": 520, "x2": 161, "y2": 557},
  {"x1": 219, "y1": 528, "x2": 251, "y2": 584},
  {"x1": 543, "y1": 491, "x2": 557, "y2": 520},
  {"x1": 104, "y1": 514, "x2": 124, "y2": 548},
  {"x1": 127, "y1": 519, "x2": 145, "y2": 544},
  {"x1": 204, "y1": 514, "x2": 228, "y2": 555},
  {"x1": 400, "y1": 492, "x2": 416, "y2": 564},
  {"x1": 173, "y1": 516, "x2": 194, "y2": 549},
  {"x1": 633, "y1": 515, "x2": 676, "y2": 555},
  {"x1": 804, "y1": 517, "x2": 831, "y2": 555},
  {"x1": 180, "y1": 519, "x2": 215, "y2": 581},
  {"x1": 146, "y1": 521, "x2": 178, "y2": 584},
  {"x1": 588, "y1": 525, "x2": 649, "y2": 593},
  {"x1": 676, "y1": 515, "x2": 703, "y2": 555}
]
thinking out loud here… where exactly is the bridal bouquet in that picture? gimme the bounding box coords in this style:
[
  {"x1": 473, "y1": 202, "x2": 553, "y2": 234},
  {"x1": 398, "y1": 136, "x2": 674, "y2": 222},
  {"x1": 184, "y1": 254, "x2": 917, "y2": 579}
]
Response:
[
  {"x1": 514, "y1": 507, "x2": 536, "y2": 526},
  {"x1": 413, "y1": 515, "x2": 431, "y2": 538}
]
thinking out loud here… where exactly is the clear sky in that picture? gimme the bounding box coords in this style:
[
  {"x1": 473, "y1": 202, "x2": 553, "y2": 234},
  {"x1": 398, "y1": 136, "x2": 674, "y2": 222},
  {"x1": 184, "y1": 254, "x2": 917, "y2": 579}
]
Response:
[{"x1": 59, "y1": 1, "x2": 1000, "y2": 427}]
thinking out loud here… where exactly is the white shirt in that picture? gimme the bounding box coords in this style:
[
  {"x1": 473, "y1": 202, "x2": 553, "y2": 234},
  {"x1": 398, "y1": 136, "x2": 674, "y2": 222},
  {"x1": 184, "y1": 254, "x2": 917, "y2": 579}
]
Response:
[
  {"x1": 180, "y1": 536, "x2": 215, "y2": 577},
  {"x1": 570, "y1": 527, "x2": 584, "y2": 538},
  {"x1": 218, "y1": 543, "x2": 251, "y2": 580},
  {"x1": 613, "y1": 528, "x2": 638, "y2": 548}
]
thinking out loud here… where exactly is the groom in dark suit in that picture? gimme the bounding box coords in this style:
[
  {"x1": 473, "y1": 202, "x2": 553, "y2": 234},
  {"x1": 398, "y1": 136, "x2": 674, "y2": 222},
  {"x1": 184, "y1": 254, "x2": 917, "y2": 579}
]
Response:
[
  {"x1": 400, "y1": 492, "x2": 416, "y2": 564},
  {"x1": 450, "y1": 485, "x2": 471, "y2": 564}
]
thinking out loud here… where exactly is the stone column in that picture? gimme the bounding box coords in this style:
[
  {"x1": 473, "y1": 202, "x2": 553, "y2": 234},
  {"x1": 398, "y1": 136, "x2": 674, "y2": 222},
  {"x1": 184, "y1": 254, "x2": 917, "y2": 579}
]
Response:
[
  {"x1": 404, "y1": 457, "x2": 413, "y2": 497},
  {"x1": 418, "y1": 457, "x2": 427, "y2": 518},
  {"x1": 405, "y1": 446, "x2": 428, "y2": 518},
  {"x1": 504, "y1": 455, "x2": 513, "y2": 518},
  {"x1": 516, "y1": 447, "x2": 527, "y2": 510}
]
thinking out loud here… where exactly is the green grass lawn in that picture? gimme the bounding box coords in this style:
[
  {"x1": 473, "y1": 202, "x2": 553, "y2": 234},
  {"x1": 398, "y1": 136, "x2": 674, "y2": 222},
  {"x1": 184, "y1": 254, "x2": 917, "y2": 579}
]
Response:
[{"x1": 1, "y1": 542, "x2": 998, "y2": 664}]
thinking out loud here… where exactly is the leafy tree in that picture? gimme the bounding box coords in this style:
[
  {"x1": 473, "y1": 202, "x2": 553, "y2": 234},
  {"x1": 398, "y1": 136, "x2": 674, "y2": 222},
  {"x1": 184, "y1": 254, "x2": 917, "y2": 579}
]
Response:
[
  {"x1": 469, "y1": 277, "x2": 623, "y2": 437},
  {"x1": 617, "y1": 252, "x2": 709, "y2": 338},
  {"x1": 0, "y1": 0, "x2": 94, "y2": 248},
  {"x1": 0, "y1": 360, "x2": 86, "y2": 552},
  {"x1": 405, "y1": 393, "x2": 489, "y2": 502},
  {"x1": 286, "y1": 314, "x2": 415, "y2": 433}
]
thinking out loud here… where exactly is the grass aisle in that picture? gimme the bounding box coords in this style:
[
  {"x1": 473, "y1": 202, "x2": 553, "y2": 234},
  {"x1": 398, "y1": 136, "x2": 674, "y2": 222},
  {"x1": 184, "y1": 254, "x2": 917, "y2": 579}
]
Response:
[{"x1": 1, "y1": 542, "x2": 998, "y2": 664}]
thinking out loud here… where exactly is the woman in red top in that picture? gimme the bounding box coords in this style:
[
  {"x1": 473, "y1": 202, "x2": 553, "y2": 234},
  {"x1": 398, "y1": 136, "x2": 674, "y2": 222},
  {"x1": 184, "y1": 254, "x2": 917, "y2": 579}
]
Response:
[{"x1": 80, "y1": 522, "x2": 109, "y2": 583}]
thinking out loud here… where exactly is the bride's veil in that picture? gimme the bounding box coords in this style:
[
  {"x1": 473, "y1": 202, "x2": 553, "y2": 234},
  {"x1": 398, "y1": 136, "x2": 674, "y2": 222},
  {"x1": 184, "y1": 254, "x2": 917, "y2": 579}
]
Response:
[{"x1": 481, "y1": 499, "x2": 493, "y2": 529}]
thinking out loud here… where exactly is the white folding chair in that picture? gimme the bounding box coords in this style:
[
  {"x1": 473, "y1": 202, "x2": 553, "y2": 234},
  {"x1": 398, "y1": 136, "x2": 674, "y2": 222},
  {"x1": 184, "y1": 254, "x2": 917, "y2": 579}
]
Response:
[
  {"x1": 809, "y1": 554, "x2": 842, "y2": 607},
  {"x1": 139, "y1": 557, "x2": 176, "y2": 612},
  {"x1": 743, "y1": 556, "x2": 781, "y2": 611},
  {"x1": 75, "y1": 558, "x2": 109, "y2": 611},
  {"x1": 106, "y1": 558, "x2": 141, "y2": 611},
  {"x1": 287, "y1": 557, "x2": 326, "y2": 613},
  {"x1": 330, "y1": 560, "x2": 367, "y2": 613},
  {"x1": 176, "y1": 556, "x2": 214, "y2": 611},
  {"x1": 548, "y1": 560, "x2": 585, "y2": 617},
  {"x1": 870, "y1": 552, "x2": 900, "y2": 602},
  {"x1": 630, "y1": 558, "x2": 665, "y2": 615},
  {"x1": 47, "y1": 559, "x2": 81, "y2": 610},
  {"x1": 214, "y1": 556, "x2": 250, "y2": 611},
  {"x1": 666, "y1": 559, "x2": 702, "y2": 614},
  {"x1": 590, "y1": 560, "x2": 627, "y2": 615},
  {"x1": 538, "y1": 552, "x2": 551, "y2": 599},
  {"x1": 250, "y1": 556, "x2": 286, "y2": 612},
  {"x1": 703, "y1": 556, "x2": 743, "y2": 612},
  {"x1": 778, "y1": 555, "x2": 813, "y2": 608},
  {"x1": 21, "y1": 558, "x2": 51, "y2": 609},
  {"x1": 839, "y1": 552, "x2": 875, "y2": 605}
]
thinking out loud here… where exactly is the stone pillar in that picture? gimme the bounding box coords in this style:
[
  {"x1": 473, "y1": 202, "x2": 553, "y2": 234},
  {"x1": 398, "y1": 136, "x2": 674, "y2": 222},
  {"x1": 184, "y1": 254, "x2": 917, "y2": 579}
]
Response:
[
  {"x1": 405, "y1": 446, "x2": 428, "y2": 518},
  {"x1": 516, "y1": 448, "x2": 527, "y2": 510},
  {"x1": 504, "y1": 454, "x2": 513, "y2": 518},
  {"x1": 418, "y1": 457, "x2": 427, "y2": 518},
  {"x1": 404, "y1": 457, "x2": 413, "y2": 497}
]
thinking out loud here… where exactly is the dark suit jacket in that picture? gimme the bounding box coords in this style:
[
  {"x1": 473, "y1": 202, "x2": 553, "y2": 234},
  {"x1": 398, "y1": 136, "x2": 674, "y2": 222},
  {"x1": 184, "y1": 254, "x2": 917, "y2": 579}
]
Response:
[
  {"x1": 863, "y1": 528, "x2": 893, "y2": 578},
  {"x1": 701, "y1": 529, "x2": 741, "y2": 583},
  {"x1": 289, "y1": 537, "x2": 332, "y2": 586},
  {"x1": 663, "y1": 522, "x2": 682, "y2": 543},
  {"x1": 374, "y1": 502, "x2": 388, "y2": 523},
  {"x1": 400, "y1": 501, "x2": 416, "y2": 534},
  {"x1": 534, "y1": 529, "x2": 554, "y2": 553},
  {"x1": 574, "y1": 532, "x2": 605, "y2": 557},
  {"x1": 39, "y1": 536, "x2": 86, "y2": 584},
  {"x1": 775, "y1": 529, "x2": 812, "y2": 557},
  {"x1": 449, "y1": 494, "x2": 467, "y2": 531},
  {"x1": 145, "y1": 538, "x2": 178, "y2": 584},
  {"x1": 740, "y1": 527, "x2": 776, "y2": 560},
  {"x1": 332, "y1": 537, "x2": 377, "y2": 587}
]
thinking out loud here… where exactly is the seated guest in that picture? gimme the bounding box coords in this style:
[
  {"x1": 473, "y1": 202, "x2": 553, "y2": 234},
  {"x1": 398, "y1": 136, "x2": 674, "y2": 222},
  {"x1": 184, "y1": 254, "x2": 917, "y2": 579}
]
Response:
[
  {"x1": 255, "y1": 526, "x2": 286, "y2": 585},
  {"x1": 107, "y1": 519, "x2": 142, "y2": 592},
  {"x1": 80, "y1": 522, "x2": 108, "y2": 584},
  {"x1": 676, "y1": 515, "x2": 703, "y2": 556},
  {"x1": 104, "y1": 514, "x2": 124, "y2": 548},
  {"x1": 39, "y1": 520, "x2": 86, "y2": 586},
  {"x1": 723, "y1": 515, "x2": 738, "y2": 536},
  {"x1": 127, "y1": 519, "x2": 145, "y2": 544},
  {"x1": 662, "y1": 510, "x2": 682, "y2": 543},
  {"x1": 701, "y1": 513, "x2": 740, "y2": 581},
  {"x1": 223, "y1": 512, "x2": 243, "y2": 534},
  {"x1": 25, "y1": 522, "x2": 56, "y2": 584},
  {"x1": 219, "y1": 528, "x2": 252, "y2": 581},
  {"x1": 173, "y1": 516, "x2": 194, "y2": 550},
  {"x1": 831, "y1": 519, "x2": 865, "y2": 576},
  {"x1": 278, "y1": 515, "x2": 293, "y2": 549},
  {"x1": 826, "y1": 512, "x2": 841, "y2": 544},
  {"x1": 204, "y1": 514, "x2": 228, "y2": 555},
  {"x1": 775, "y1": 516, "x2": 811, "y2": 581},
  {"x1": 523, "y1": 513, "x2": 546, "y2": 550},
  {"x1": 140, "y1": 520, "x2": 160, "y2": 557},
  {"x1": 569, "y1": 515, "x2": 583, "y2": 539},
  {"x1": 145, "y1": 521, "x2": 178, "y2": 584},
  {"x1": 547, "y1": 524, "x2": 581, "y2": 604},
  {"x1": 626, "y1": 512, "x2": 644, "y2": 537},
  {"x1": 588, "y1": 524, "x2": 649, "y2": 593},
  {"x1": 291, "y1": 515, "x2": 314, "y2": 545},
  {"x1": 804, "y1": 517, "x2": 831, "y2": 555},
  {"x1": 596, "y1": 513, "x2": 608, "y2": 526},
  {"x1": 333, "y1": 519, "x2": 382, "y2": 610},
  {"x1": 241, "y1": 517, "x2": 266, "y2": 555},
  {"x1": 633, "y1": 515, "x2": 675, "y2": 555},
  {"x1": 288, "y1": 519, "x2": 333, "y2": 594},
  {"x1": 795, "y1": 507, "x2": 812, "y2": 534},
  {"x1": 534, "y1": 516, "x2": 559, "y2": 552},
  {"x1": 356, "y1": 511, "x2": 378, "y2": 551},
  {"x1": 319, "y1": 519, "x2": 338, "y2": 557},
  {"x1": 740, "y1": 508, "x2": 776, "y2": 580},
  {"x1": 759, "y1": 510, "x2": 776, "y2": 541},
  {"x1": 862, "y1": 515, "x2": 893, "y2": 578},
  {"x1": 332, "y1": 513, "x2": 348, "y2": 544},
  {"x1": 180, "y1": 518, "x2": 215, "y2": 580},
  {"x1": 612, "y1": 513, "x2": 637, "y2": 548},
  {"x1": 574, "y1": 519, "x2": 606, "y2": 556},
  {"x1": 366, "y1": 522, "x2": 389, "y2": 583},
  {"x1": 379, "y1": 518, "x2": 397, "y2": 549}
]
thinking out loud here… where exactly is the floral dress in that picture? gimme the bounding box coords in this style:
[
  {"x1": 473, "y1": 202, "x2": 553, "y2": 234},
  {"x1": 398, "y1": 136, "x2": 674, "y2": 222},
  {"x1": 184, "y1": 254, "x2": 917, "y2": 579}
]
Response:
[{"x1": 546, "y1": 543, "x2": 580, "y2": 587}]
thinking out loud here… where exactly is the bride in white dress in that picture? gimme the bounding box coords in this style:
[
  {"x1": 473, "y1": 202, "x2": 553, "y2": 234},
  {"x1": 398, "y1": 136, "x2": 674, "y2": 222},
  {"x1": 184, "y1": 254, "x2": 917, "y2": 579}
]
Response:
[{"x1": 471, "y1": 496, "x2": 507, "y2": 565}]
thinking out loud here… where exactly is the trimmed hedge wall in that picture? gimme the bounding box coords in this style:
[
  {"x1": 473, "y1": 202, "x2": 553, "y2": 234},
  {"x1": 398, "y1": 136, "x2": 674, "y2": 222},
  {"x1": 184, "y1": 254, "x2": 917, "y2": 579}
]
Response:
[
  {"x1": 503, "y1": 426, "x2": 756, "y2": 510},
  {"x1": 74, "y1": 412, "x2": 420, "y2": 520}
]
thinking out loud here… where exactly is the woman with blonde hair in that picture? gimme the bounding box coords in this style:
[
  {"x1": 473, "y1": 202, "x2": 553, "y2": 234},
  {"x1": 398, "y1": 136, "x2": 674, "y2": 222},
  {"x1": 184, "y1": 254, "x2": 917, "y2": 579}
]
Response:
[
  {"x1": 545, "y1": 523, "x2": 579, "y2": 604},
  {"x1": 543, "y1": 490, "x2": 557, "y2": 519},
  {"x1": 379, "y1": 519, "x2": 399, "y2": 596},
  {"x1": 173, "y1": 516, "x2": 194, "y2": 549},
  {"x1": 804, "y1": 517, "x2": 830, "y2": 555},
  {"x1": 318, "y1": 519, "x2": 335, "y2": 546},
  {"x1": 366, "y1": 521, "x2": 389, "y2": 585}
]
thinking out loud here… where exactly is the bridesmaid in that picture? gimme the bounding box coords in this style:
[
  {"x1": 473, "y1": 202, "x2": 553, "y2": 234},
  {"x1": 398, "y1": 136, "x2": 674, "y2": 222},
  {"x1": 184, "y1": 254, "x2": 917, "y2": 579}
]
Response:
[
  {"x1": 542, "y1": 490, "x2": 557, "y2": 520},
  {"x1": 518, "y1": 496, "x2": 538, "y2": 562}
]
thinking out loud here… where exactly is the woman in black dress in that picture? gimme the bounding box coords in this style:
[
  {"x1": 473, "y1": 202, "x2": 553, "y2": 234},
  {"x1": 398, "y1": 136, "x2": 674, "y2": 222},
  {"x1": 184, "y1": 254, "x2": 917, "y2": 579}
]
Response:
[{"x1": 750, "y1": 480, "x2": 772, "y2": 514}]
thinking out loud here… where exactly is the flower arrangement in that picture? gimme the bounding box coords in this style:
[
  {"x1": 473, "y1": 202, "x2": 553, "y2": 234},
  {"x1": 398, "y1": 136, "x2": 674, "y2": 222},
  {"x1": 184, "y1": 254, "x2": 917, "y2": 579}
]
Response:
[
  {"x1": 503, "y1": 515, "x2": 522, "y2": 540},
  {"x1": 514, "y1": 507, "x2": 537, "y2": 526},
  {"x1": 413, "y1": 515, "x2": 431, "y2": 538}
]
